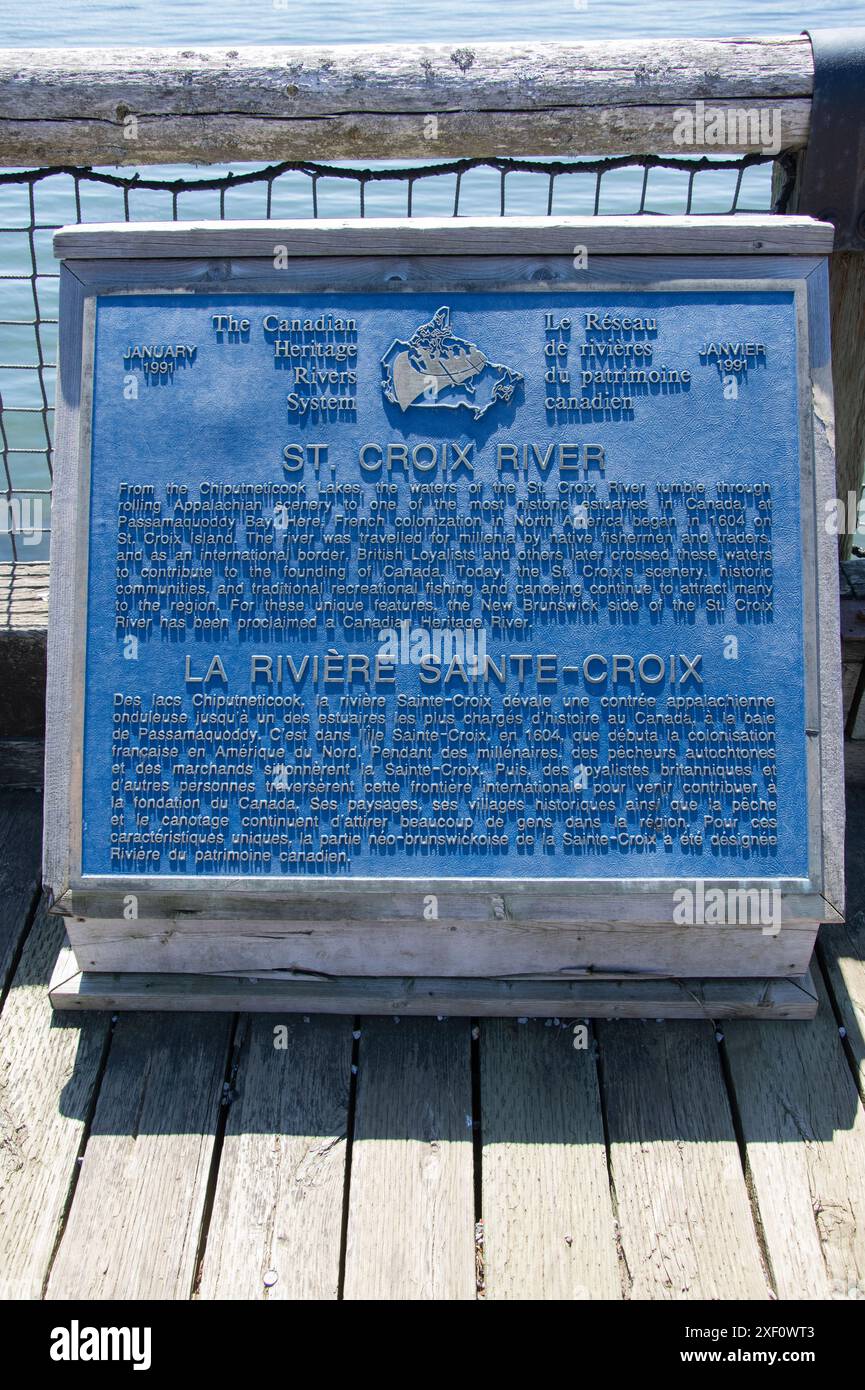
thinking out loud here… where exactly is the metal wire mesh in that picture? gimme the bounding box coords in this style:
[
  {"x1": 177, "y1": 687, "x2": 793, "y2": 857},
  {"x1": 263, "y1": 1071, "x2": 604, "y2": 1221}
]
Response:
[{"x1": 0, "y1": 150, "x2": 796, "y2": 560}]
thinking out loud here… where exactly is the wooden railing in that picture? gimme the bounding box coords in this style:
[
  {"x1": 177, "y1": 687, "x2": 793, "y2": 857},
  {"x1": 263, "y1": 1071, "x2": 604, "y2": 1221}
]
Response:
[{"x1": 0, "y1": 37, "x2": 814, "y2": 164}]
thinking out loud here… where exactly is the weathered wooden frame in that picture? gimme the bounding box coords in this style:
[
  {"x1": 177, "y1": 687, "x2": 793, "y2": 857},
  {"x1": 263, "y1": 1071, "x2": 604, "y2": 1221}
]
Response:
[
  {"x1": 48, "y1": 944, "x2": 819, "y2": 1019},
  {"x1": 45, "y1": 216, "x2": 843, "y2": 983}
]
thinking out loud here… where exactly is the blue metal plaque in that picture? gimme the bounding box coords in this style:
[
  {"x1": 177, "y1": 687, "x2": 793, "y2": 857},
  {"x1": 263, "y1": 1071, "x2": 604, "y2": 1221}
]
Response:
[{"x1": 79, "y1": 286, "x2": 808, "y2": 881}]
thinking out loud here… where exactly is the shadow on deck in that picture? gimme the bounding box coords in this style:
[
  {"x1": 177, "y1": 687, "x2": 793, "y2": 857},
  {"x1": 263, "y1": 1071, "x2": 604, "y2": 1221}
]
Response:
[{"x1": 1, "y1": 759, "x2": 864, "y2": 1301}]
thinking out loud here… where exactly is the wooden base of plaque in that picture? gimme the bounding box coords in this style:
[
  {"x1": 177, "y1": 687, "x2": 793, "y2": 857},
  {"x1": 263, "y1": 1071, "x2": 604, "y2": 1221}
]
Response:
[{"x1": 48, "y1": 946, "x2": 818, "y2": 1019}]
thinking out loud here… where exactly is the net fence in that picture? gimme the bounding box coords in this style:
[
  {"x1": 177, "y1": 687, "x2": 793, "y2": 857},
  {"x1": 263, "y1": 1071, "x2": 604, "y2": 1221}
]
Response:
[{"x1": 0, "y1": 150, "x2": 797, "y2": 561}]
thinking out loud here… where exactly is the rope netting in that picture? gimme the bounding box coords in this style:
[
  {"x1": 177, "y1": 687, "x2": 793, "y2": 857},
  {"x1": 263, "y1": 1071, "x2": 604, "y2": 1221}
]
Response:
[{"x1": 0, "y1": 150, "x2": 796, "y2": 560}]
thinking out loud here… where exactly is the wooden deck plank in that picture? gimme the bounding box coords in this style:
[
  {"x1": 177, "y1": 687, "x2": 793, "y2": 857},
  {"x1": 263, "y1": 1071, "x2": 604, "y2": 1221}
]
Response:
[
  {"x1": 818, "y1": 920, "x2": 865, "y2": 1097},
  {"x1": 480, "y1": 1018, "x2": 621, "y2": 1300},
  {"x1": 598, "y1": 1019, "x2": 771, "y2": 1300},
  {"x1": 0, "y1": 791, "x2": 42, "y2": 995},
  {"x1": 0, "y1": 904, "x2": 111, "y2": 1298},
  {"x1": 198, "y1": 1014, "x2": 353, "y2": 1300},
  {"x1": 46, "y1": 1011, "x2": 233, "y2": 1300},
  {"x1": 343, "y1": 1018, "x2": 476, "y2": 1301},
  {"x1": 0, "y1": 563, "x2": 50, "y2": 629},
  {"x1": 723, "y1": 969, "x2": 865, "y2": 1299},
  {"x1": 815, "y1": 743, "x2": 865, "y2": 1093}
]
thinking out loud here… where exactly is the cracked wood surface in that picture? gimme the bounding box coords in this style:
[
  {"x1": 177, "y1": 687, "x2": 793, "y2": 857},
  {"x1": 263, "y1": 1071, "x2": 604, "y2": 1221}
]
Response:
[{"x1": 0, "y1": 38, "x2": 814, "y2": 163}]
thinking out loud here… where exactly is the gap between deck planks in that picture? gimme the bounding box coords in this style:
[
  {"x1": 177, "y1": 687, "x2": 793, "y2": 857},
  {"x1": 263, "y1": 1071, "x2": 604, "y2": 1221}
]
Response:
[{"x1": 0, "y1": 791, "x2": 42, "y2": 998}]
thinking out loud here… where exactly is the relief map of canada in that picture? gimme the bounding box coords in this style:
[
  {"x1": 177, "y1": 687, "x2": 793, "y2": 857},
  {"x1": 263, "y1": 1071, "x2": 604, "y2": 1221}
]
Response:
[{"x1": 381, "y1": 306, "x2": 523, "y2": 418}]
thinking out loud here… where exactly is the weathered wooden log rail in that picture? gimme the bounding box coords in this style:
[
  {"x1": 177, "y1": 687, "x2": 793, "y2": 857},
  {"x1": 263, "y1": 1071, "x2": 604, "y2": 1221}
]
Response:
[{"x1": 0, "y1": 36, "x2": 815, "y2": 164}]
